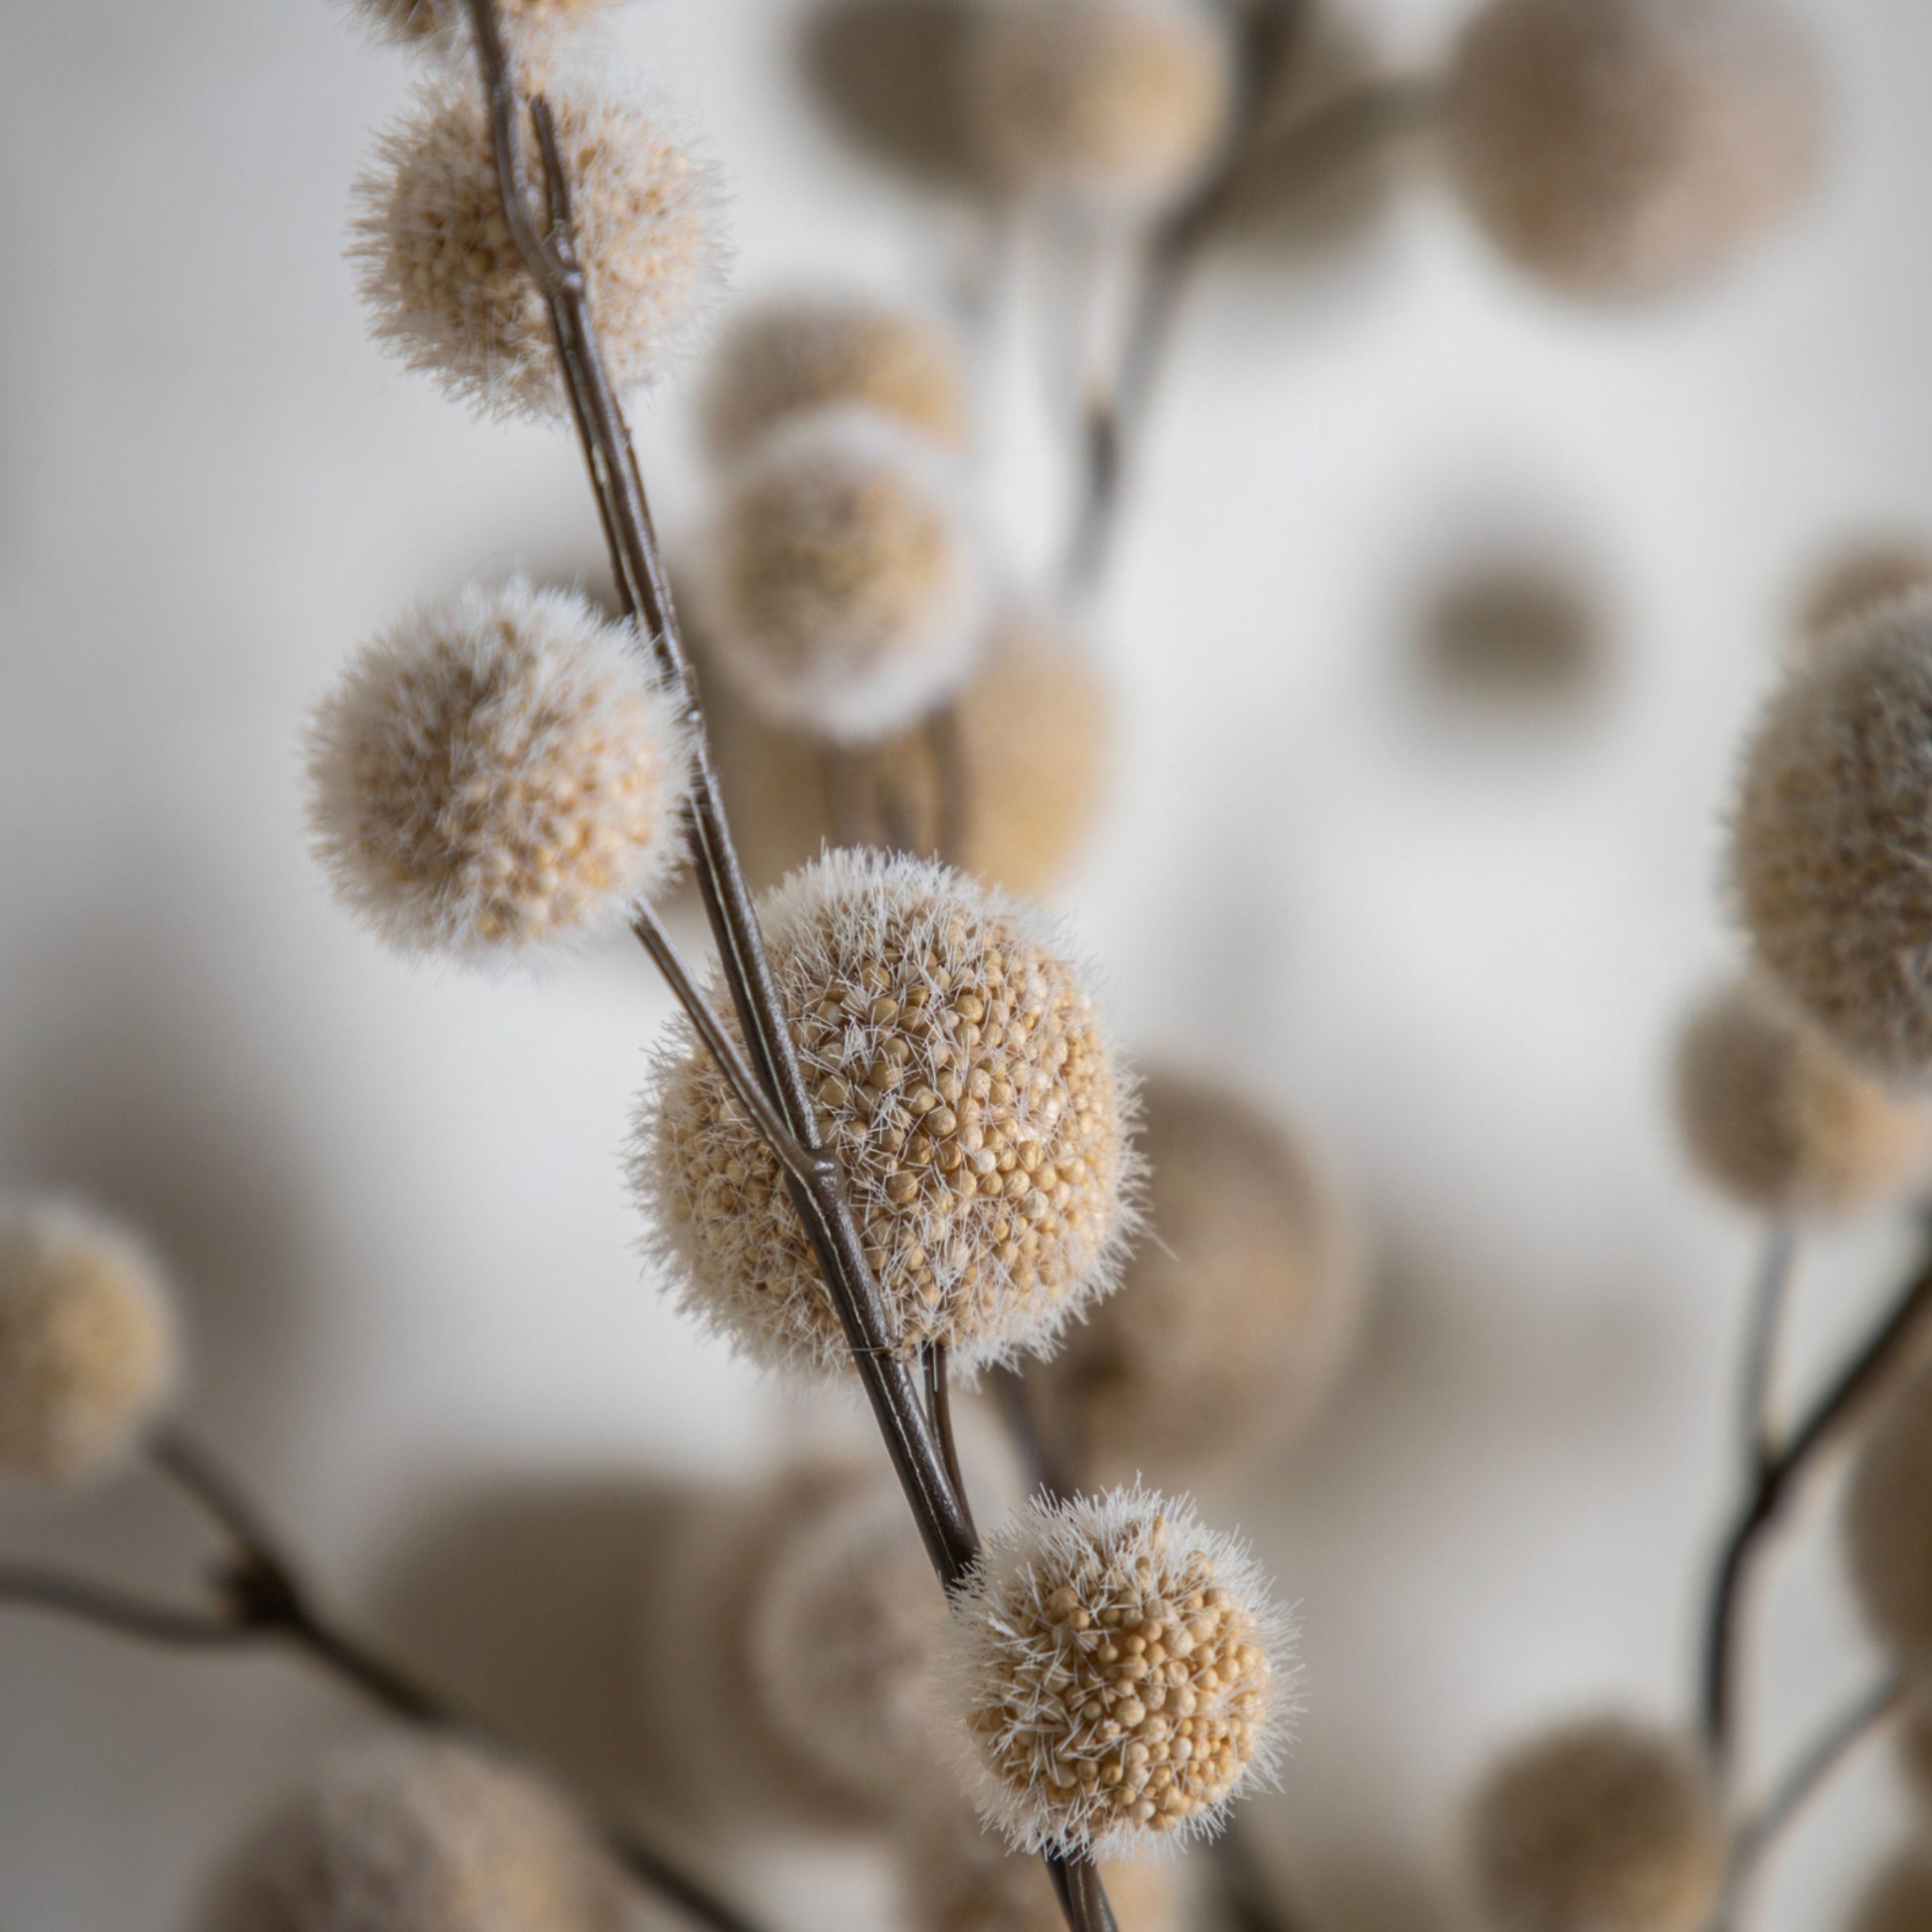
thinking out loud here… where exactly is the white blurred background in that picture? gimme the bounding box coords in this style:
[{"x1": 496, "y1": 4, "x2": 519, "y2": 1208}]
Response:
[{"x1": 4, "y1": 0, "x2": 1932, "y2": 1926}]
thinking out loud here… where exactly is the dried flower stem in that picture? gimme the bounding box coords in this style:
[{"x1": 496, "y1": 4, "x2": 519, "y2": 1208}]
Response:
[{"x1": 1736, "y1": 1227, "x2": 1798, "y2": 1474}]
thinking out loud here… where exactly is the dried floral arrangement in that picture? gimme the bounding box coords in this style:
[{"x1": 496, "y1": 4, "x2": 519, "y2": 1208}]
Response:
[{"x1": 6, "y1": 3, "x2": 1932, "y2": 1932}]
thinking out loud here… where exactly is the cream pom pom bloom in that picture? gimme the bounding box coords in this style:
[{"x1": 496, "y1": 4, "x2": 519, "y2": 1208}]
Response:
[
  {"x1": 349, "y1": 0, "x2": 619, "y2": 48},
  {"x1": 1729, "y1": 592, "x2": 1932, "y2": 1086},
  {"x1": 1672, "y1": 980, "x2": 1928, "y2": 1218},
  {"x1": 935, "y1": 1486, "x2": 1294, "y2": 1858},
  {"x1": 202, "y1": 1736, "x2": 624, "y2": 1932},
  {"x1": 1445, "y1": 0, "x2": 1822, "y2": 301},
  {"x1": 1466, "y1": 1718, "x2": 1724, "y2": 1932},
  {"x1": 1845, "y1": 1359, "x2": 1932, "y2": 1660},
  {"x1": 352, "y1": 74, "x2": 727, "y2": 423},
  {"x1": 696, "y1": 409, "x2": 986, "y2": 745},
  {"x1": 966, "y1": 0, "x2": 1235, "y2": 219},
  {"x1": 0, "y1": 1198, "x2": 180, "y2": 1485},
  {"x1": 702, "y1": 294, "x2": 970, "y2": 464},
  {"x1": 307, "y1": 578, "x2": 693, "y2": 964},
  {"x1": 631, "y1": 849, "x2": 1139, "y2": 1377}
]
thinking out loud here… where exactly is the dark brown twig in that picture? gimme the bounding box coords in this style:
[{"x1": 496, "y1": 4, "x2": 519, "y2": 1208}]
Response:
[{"x1": 1736, "y1": 1227, "x2": 1798, "y2": 1474}]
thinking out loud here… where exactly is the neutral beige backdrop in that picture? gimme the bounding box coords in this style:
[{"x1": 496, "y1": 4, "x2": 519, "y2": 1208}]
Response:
[{"x1": 3, "y1": 0, "x2": 1931, "y2": 1927}]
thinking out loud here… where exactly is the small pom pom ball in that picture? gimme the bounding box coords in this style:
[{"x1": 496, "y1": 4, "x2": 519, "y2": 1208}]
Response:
[
  {"x1": 1729, "y1": 592, "x2": 1932, "y2": 1085},
  {"x1": 703, "y1": 295, "x2": 970, "y2": 465},
  {"x1": 0, "y1": 1198, "x2": 180, "y2": 1485},
  {"x1": 696, "y1": 410, "x2": 985, "y2": 745},
  {"x1": 966, "y1": 0, "x2": 1235, "y2": 219},
  {"x1": 632, "y1": 849, "x2": 1139, "y2": 1376},
  {"x1": 1672, "y1": 980, "x2": 1928, "y2": 1217},
  {"x1": 1845, "y1": 1359, "x2": 1932, "y2": 1660},
  {"x1": 350, "y1": 0, "x2": 618, "y2": 47},
  {"x1": 353, "y1": 75, "x2": 727, "y2": 422},
  {"x1": 1799, "y1": 541, "x2": 1932, "y2": 652},
  {"x1": 202, "y1": 1736, "x2": 624, "y2": 1932},
  {"x1": 1039, "y1": 1071, "x2": 1364, "y2": 1480},
  {"x1": 1466, "y1": 1718, "x2": 1724, "y2": 1932},
  {"x1": 1445, "y1": 0, "x2": 1822, "y2": 300},
  {"x1": 307, "y1": 578, "x2": 693, "y2": 963},
  {"x1": 935, "y1": 1486, "x2": 1294, "y2": 1857},
  {"x1": 1850, "y1": 1854, "x2": 1932, "y2": 1932},
  {"x1": 707, "y1": 611, "x2": 1111, "y2": 897}
]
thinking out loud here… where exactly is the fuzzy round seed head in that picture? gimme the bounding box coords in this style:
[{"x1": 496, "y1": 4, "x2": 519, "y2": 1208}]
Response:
[
  {"x1": 936, "y1": 1486, "x2": 1294, "y2": 1858},
  {"x1": 900, "y1": 1808, "x2": 1177, "y2": 1932},
  {"x1": 1800, "y1": 541, "x2": 1932, "y2": 653},
  {"x1": 1850, "y1": 1854, "x2": 1932, "y2": 1932},
  {"x1": 696, "y1": 410, "x2": 984, "y2": 744},
  {"x1": 307, "y1": 578, "x2": 693, "y2": 963},
  {"x1": 967, "y1": 0, "x2": 1236, "y2": 218},
  {"x1": 1466, "y1": 1718, "x2": 1724, "y2": 1932},
  {"x1": 1728, "y1": 592, "x2": 1932, "y2": 1085},
  {"x1": 352, "y1": 75, "x2": 727, "y2": 423},
  {"x1": 349, "y1": 0, "x2": 618, "y2": 48},
  {"x1": 202, "y1": 1736, "x2": 624, "y2": 1932},
  {"x1": 1672, "y1": 980, "x2": 1928, "y2": 1217},
  {"x1": 1445, "y1": 0, "x2": 1822, "y2": 301},
  {"x1": 1039, "y1": 1072, "x2": 1364, "y2": 1481},
  {"x1": 0, "y1": 1198, "x2": 179, "y2": 1486},
  {"x1": 703, "y1": 296, "x2": 970, "y2": 464},
  {"x1": 1845, "y1": 1359, "x2": 1932, "y2": 1660},
  {"x1": 632, "y1": 849, "x2": 1138, "y2": 1376},
  {"x1": 708, "y1": 611, "x2": 1110, "y2": 897}
]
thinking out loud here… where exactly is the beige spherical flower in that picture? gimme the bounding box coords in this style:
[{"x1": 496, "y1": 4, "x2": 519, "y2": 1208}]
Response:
[
  {"x1": 1672, "y1": 980, "x2": 1928, "y2": 1217},
  {"x1": 202, "y1": 1736, "x2": 624, "y2": 1932},
  {"x1": 707, "y1": 611, "x2": 1111, "y2": 898},
  {"x1": 696, "y1": 409, "x2": 985, "y2": 745},
  {"x1": 1038, "y1": 1071, "x2": 1364, "y2": 1481},
  {"x1": 703, "y1": 295, "x2": 970, "y2": 465},
  {"x1": 936, "y1": 1486, "x2": 1294, "y2": 1857},
  {"x1": 308, "y1": 578, "x2": 693, "y2": 963},
  {"x1": 1850, "y1": 1853, "x2": 1932, "y2": 1932},
  {"x1": 1799, "y1": 541, "x2": 1932, "y2": 653},
  {"x1": 1466, "y1": 1718, "x2": 1724, "y2": 1932},
  {"x1": 1445, "y1": 0, "x2": 1823, "y2": 300},
  {"x1": 353, "y1": 74, "x2": 727, "y2": 422},
  {"x1": 967, "y1": 0, "x2": 1235, "y2": 218},
  {"x1": 350, "y1": 0, "x2": 618, "y2": 48},
  {"x1": 1729, "y1": 592, "x2": 1932, "y2": 1085},
  {"x1": 0, "y1": 1198, "x2": 179, "y2": 1485},
  {"x1": 1845, "y1": 1359, "x2": 1932, "y2": 1660},
  {"x1": 633, "y1": 850, "x2": 1138, "y2": 1376}
]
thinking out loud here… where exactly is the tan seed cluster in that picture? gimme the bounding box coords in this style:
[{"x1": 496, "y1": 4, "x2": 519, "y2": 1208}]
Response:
[
  {"x1": 1672, "y1": 980, "x2": 1928, "y2": 1218},
  {"x1": 1728, "y1": 592, "x2": 1932, "y2": 1086},
  {"x1": 1851, "y1": 1853, "x2": 1932, "y2": 1932},
  {"x1": 1466, "y1": 1718, "x2": 1724, "y2": 1932},
  {"x1": 1845, "y1": 1359, "x2": 1932, "y2": 1660},
  {"x1": 634, "y1": 850, "x2": 1137, "y2": 1376}
]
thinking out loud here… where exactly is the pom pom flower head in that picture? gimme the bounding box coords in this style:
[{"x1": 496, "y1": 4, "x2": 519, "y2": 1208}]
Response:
[
  {"x1": 632, "y1": 848, "x2": 1139, "y2": 1377},
  {"x1": 204, "y1": 1736, "x2": 624, "y2": 1932},
  {"x1": 353, "y1": 74, "x2": 727, "y2": 423},
  {"x1": 697, "y1": 409, "x2": 985, "y2": 745},
  {"x1": 307, "y1": 578, "x2": 693, "y2": 964},
  {"x1": 349, "y1": 0, "x2": 619, "y2": 48},
  {"x1": 0, "y1": 1197, "x2": 180, "y2": 1485},
  {"x1": 1445, "y1": 0, "x2": 1822, "y2": 301},
  {"x1": 1844, "y1": 1358, "x2": 1932, "y2": 1660},
  {"x1": 1729, "y1": 591, "x2": 1932, "y2": 1086},
  {"x1": 936, "y1": 1486, "x2": 1293, "y2": 1858}
]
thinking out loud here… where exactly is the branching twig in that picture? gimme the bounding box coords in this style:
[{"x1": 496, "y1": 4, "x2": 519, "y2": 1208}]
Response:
[{"x1": 1736, "y1": 1227, "x2": 1798, "y2": 1475}]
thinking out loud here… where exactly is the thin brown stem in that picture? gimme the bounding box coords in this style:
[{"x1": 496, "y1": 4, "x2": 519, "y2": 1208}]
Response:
[
  {"x1": 0, "y1": 1564, "x2": 255, "y2": 1650},
  {"x1": 991, "y1": 1363, "x2": 1082, "y2": 1507},
  {"x1": 922, "y1": 1342, "x2": 975, "y2": 1542},
  {"x1": 1737, "y1": 1226, "x2": 1797, "y2": 1474}
]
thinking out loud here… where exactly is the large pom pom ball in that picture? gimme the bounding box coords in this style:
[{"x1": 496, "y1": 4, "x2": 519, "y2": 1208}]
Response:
[
  {"x1": 1845, "y1": 1359, "x2": 1932, "y2": 1660},
  {"x1": 353, "y1": 75, "x2": 727, "y2": 422},
  {"x1": 0, "y1": 1198, "x2": 180, "y2": 1486},
  {"x1": 307, "y1": 579, "x2": 693, "y2": 963},
  {"x1": 1445, "y1": 0, "x2": 1822, "y2": 300},
  {"x1": 202, "y1": 1737, "x2": 624, "y2": 1932},
  {"x1": 1466, "y1": 1718, "x2": 1724, "y2": 1932},
  {"x1": 631, "y1": 849, "x2": 1139, "y2": 1377},
  {"x1": 1671, "y1": 980, "x2": 1927, "y2": 1217},
  {"x1": 1729, "y1": 593, "x2": 1932, "y2": 1086},
  {"x1": 696, "y1": 410, "x2": 985, "y2": 745},
  {"x1": 935, "y1": 1486, "x2": 1294, "y2": 1857}
]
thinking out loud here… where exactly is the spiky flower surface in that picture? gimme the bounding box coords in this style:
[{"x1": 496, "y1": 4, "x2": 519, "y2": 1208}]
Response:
[
  {"x1": 703, "y1": 295, "x2": 970, "y2": 464},
  {"x1": 632, "y1": 850, "x2": 1138, "y2": 1376},
  {"x1": 350, "y1": 0, "x2": 617, "y2": 48},
  {"x1": 352, "y1": 74, "x2": 726, "y2": 422},
  {"x1": 1466, "y1": 1718, "x2": 1724, "y2": 1932},
  {"x1": 966, "y1": 0, "x2": 1234, "y2": 218},
  {"x1": 1845, "y1": 1359, "x2": 1932, "y2": 1659},
  {"x1": 203, "y1": 1737, "x2": 624, "y2": 1932},
  {"x1": 1729, "y1": 593, "x2": 1932, "y2": 1085},
  {"x1": 1039, "y1": 1072, "x2": 1364, "y2": 1481},
  {"x1": 308, "y1": 579, "x2": 692, "y2": 964},
  {"x1": 1672, "y1": 980, "x2": 1927, "y2": 1217},
  {"x1": 0, "y1": 1198, "x2": 179, "y2": 1485},
  {"x1": 935, "y1": 1486, "x2": 1294, "y2": 1858},
  {"x1": 696, "y1": 410, "x2": 984, "y2": 745},
  {"x1": 1853, "y1": 1852, "x2": 1932, "y2": 1932},
  {"x1": 1446, "y1": 0, "x2": 1821, "y2": 300},
  {"x1": 708, "y1": 611, "x2": 1110, "y2": 897}
]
